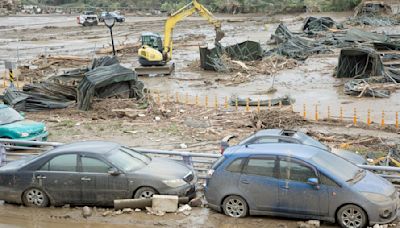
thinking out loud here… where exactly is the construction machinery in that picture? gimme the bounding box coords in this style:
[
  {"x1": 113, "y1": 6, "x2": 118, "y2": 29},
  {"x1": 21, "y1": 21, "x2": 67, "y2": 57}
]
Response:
[{"x1": 136, "y1": 0, "x2": 224, "y2": 75}]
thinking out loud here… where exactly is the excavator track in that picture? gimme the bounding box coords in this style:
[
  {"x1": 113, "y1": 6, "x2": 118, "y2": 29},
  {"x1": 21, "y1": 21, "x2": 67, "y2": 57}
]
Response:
[{"x1": 134, "y1": 62, "x2": 175, "y2": 76}]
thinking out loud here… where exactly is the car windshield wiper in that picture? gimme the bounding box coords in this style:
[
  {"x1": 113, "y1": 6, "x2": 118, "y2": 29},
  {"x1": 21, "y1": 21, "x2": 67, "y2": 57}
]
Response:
[{"x1": 346, "y1": 169, "x2": 365, "y2": 183}]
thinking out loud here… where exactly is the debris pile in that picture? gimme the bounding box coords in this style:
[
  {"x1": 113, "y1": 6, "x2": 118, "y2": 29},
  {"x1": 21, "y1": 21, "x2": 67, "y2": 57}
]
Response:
[
  {"x1": 230, "y1": 95, "x2": 295, "y2": 107},
  {"x1": 335, "y1": 47, "x2": 400, "y2": 97},
  {"x1": 199, "y1": 41, "x2": 263, "y2": 71},
  {"x1": 3, "y1": 56, "x2": 145, "y2": 111},
  {"x1": 351, "y1": 1, "x2": 399, "y2": 26},
  {"x1": 269, "y1": 23, "x2": 332, "y2": 60},
  {"x1": 252, "y1": 109, "x2": 305, "y2": 129}
]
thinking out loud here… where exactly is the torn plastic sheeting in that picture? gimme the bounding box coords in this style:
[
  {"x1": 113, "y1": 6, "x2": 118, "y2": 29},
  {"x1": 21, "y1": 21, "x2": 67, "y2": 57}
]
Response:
[
  {"x1": 23, "y1": 82, "x2": 77, "y2": 101},
  {"x1": 77, "y1": 64, "x2": 144, "y2": 111},
  {"x1": 303, "y1": 17, "x2": 336, "y2": 33},
  {"x1": 199, "y1": 41, "x2": 263, "y2": 71},
  {"x1": 270, "y1": 23, "x2": 332, "y2": 60},
  {"x1": 229, "y1": 95, "x2": 295, "y2": 106},
  {"x1": 3, "y1": 87, "x2": 74, "y2": 112},
  {"x1": 343, "y1": 29, "x2": 389, "y2": 43},
  {"x1": 335, "y1": 47, "x2": 385, "y2": 78}
]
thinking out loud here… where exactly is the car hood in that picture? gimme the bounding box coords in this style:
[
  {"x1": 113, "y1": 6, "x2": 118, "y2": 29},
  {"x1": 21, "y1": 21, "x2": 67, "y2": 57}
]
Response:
[
  {"x1": 352, "y1": 171, "x2": 395, "y2": 196},
  {"x1": 0, "y1": 120, "x2": 45, "y2": 135},
  {"x1": 134, "y1": 157, "x2": 192, "y2": 179},
  {"x1": 331, "y1": 149, "x2": 367, "y2": 165}
]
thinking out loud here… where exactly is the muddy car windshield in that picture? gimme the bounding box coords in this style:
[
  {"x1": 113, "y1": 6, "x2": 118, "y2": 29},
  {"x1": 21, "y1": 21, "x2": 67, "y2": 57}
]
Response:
[
  {"x1": 107, "y1": 148, "x2": 151, "y2": 172},
  {"x1": 0, "y1": 107, "x2": 24, "y2": 125},
  {"x1": 311, "y1": 151, "x2": 360, "y2": 182}
]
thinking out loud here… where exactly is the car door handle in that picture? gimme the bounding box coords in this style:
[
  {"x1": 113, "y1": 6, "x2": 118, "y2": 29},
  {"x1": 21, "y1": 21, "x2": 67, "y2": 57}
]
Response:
[
  {"x1": 81, "y1": 177, "x2": 91, "y2": 181},
  {"x1": 36, "y1": 175, "x2": 46, "y2": 179},
  {"x1": 280, "y1": 185, "x2": 289, "y2": 190},
  {"x1": 241, "y1": 179, "x2": 249, "y2": 184}
]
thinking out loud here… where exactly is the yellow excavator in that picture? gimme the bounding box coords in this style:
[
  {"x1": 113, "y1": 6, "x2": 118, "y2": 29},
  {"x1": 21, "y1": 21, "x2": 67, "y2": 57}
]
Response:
[{"x1": 136, "y1": 0, "x2": 224, "y2": 75}]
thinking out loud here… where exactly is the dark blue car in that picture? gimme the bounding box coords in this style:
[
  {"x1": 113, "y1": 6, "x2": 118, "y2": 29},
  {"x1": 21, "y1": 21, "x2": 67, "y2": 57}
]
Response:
[{"x1": 205, "y1": 143, "x2": 398, "y2": 228}]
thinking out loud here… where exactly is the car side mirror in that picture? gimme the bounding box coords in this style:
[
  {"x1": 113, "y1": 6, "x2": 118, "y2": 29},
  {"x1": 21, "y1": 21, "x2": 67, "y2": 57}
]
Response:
[
  {"x1": 108, "y1": 168, "x2": 121, "y2": 176},
  {"x1": 19, "y1": 112, "x2": 26, "y2": 118},
  {"x1": 307, "y1": 177, "x2": 320, "y2": 189}
]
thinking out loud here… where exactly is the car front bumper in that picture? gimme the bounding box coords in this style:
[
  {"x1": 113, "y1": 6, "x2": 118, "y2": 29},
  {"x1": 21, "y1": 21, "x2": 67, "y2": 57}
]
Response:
[
  {"x1": 161, "y1": 184, "x2": 196, "y2": 199},
  {"x1": 19, "y1": 131, "x2": 49, "y2": 142},
  {"x1": 369, "y1": 198, "x2": 400, "y2": 225}
]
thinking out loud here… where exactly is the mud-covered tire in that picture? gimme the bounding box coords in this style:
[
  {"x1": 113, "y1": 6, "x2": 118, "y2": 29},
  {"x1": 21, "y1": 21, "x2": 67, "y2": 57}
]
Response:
[
  {"x1": 134, "y1": 187, "x2": 157, "y2": 199},
  {"x1": 23, "y1": 188, "x2": 49, "y2": 207},
  {"x1": 337, "y1": 204, "x2": 367, "y2": 228},
  {"x1": 222, "y1": 195, "x2": 248, "y2": 218}
]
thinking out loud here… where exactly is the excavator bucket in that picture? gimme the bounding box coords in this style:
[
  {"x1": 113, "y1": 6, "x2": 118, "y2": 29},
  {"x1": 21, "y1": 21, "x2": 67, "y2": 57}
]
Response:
[{"x1": 215, "y1": 28, "x2": 225, "y2": 43}]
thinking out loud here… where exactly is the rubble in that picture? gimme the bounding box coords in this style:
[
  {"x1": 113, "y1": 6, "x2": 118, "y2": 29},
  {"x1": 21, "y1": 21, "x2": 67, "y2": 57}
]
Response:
[
  {"x1": 302, "y1": 17, "x2": 337, "y2": 33},
  {"x1": 230, "y1": 95, "x2": 295, "y2": 107},
  {"x1": 152, "y1": 195, "x2": 178, "y2": 213}
]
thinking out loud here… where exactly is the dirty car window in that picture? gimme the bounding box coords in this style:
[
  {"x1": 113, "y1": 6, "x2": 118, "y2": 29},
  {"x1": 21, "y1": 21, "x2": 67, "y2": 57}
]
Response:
[
  {"x1": 243, "y1": 158, "x2": 276, "y2": 177},
  {"x1": 82, "y1": 157, "x2": 111, "y2": 173},
  {"x1": 311, "y1": 152, "x2": 359, "y2": 182},
  {"x1": 107, "y1": 148, "x2": 148, "y2": 172},
  {"x1": 41, "y1": 154, "x2": 77, "y2": 172},
  {"x1": 0, "y1": 107, "x2": 24, "y2": 125},
  {"x1": 280, "y1": 159, "x2": 316, "y2": 183}
]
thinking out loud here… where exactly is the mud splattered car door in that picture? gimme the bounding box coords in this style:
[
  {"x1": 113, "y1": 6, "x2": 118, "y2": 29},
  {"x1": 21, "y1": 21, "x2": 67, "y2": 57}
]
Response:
[
  {"x1": 80, "y1": 155, "x2": 128, "y2": 206},
  {"x1": 35, "y1": 153, "x2": 81, "y2": 205}
]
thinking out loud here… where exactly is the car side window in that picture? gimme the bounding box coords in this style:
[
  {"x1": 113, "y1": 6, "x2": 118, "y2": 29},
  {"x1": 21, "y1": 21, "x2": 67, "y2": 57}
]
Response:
[
  {"x1": 225, "y1": 158, "x2": 244, "y2": 173},
  {"x1": 81, "y1": 157, "x2": 111, "y2": 173},
  {"x1": 243, "y1": 158, "x2": 277, "y2": 178},
  {"x1": 40, "y1": 154, "x2": 77, "y2": 172},
  {"x1": 280, "y1": 159, "x2": 316, "y2": 183},
  {"x1": 320, "y1": 173, "x2": 340, "y2": 187}
]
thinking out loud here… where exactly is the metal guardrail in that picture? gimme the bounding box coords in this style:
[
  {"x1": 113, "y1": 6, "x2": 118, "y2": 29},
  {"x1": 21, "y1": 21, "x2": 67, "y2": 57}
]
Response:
[{"x1": 1, "y1": 139, "x2": 400, "y2": 182}]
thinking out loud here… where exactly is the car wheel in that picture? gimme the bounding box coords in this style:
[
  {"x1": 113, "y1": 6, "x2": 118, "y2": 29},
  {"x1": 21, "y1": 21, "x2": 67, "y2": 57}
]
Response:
[
  {"x1": 222, "y1": 195, "x2": 248, "y2": 218},
  {"x1": 134, "y1": 187, "x2": 157, "y2": 199},
  {"x1": 337, "y1": 204, "x2": 367, "y2": 228},
  {"x1": 23, "y1": 188, "x2": 49, "y2": 207}
]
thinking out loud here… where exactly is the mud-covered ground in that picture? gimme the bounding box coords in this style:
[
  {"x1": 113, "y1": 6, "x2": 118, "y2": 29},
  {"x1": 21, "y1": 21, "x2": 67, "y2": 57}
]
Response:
[{"x1": 1, "y1": 11, "x2": 400, "y2": 228}]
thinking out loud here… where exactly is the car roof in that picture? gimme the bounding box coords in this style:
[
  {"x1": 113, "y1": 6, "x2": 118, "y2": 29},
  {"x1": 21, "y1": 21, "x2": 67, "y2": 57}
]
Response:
[
  {"x1": 0, "y1": 104, "x2": 9, "y2": 109},
  {"x1": 47, "y1": 141, "x2": 121, "y2": 155},
  {"x1": 252, "y1": 129, "x2": 297, "y2": 137},
  {"x1": 224, "y1": 143, "x2": 323, "y2": 160}
]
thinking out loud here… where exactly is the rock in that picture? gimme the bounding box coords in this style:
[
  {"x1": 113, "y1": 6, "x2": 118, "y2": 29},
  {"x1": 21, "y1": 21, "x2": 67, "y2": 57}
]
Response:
[
  {"x1": 102, "y1": 211, "x2": 112, "y2": 217},
  {"x1": 138, "y1": 113, "x2": 146, "y2": 117},
  {"x1": 382, "y1": 225, "x2": 388, "y2": 228},
  {"x1": 155, "y1": 116, "x2": 161, "y2": 121},
  {"x1": 179, "y1": 109, "x2": 185, "y2": 113},
  {"x1": 297, "y1": 222, "x2": 310, "y2": 228},
  {"x1": 184, "y1": 118, "x2": 210, "y2": 128},
  {"x1": 146, "y1": 207, "x2": 166, "y2": 216},
  {"x1": 180, "y1": 143, "x2": 188, "y2": 149},
  {"x1": 152, "y1": 195, "x2": 178, "y2": 213},
  {"x1": 189, "y1": 197, "x2": 203, "y2": 207},
  {"x1": 0, "y1": 200, "x2": 4, "y2": 206},
  {"x1": 373, "y1": 224, "x2": 380, "y2": 228},
  {"x1": 306, "y1": 220, "x2": 320, "y2": 227},
  {"x1": 82, "y1": 206, "x2": 92, "y2": 218},
  {"x1": 178, "y1": 204, "x2": 192, "y2": 213},
  {"x1": 122, "y1": 208, "x2": 134, "y2": 214},
  {"x1": 114, "y1": 210, "x2": 123, "y2": 215},
  {"x1": 62, "y1": 204, "x2": 70, "y2": 208},
  {"x1": 135, "y1": 208, "x2": 141, "y2": 212}
]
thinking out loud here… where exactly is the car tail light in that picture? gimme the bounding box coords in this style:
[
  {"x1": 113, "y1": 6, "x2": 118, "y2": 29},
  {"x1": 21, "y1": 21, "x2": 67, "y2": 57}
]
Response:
[{"x1": 220, "y1": 146, "x2": 225, "y2": 154}]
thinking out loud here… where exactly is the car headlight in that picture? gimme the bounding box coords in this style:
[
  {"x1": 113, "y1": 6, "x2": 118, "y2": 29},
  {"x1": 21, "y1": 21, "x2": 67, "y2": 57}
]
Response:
[
  {"x1": 162, "y1": 179, "x2": 187, "y2": 188},
  {"x1": 20, "y1": 132, "x2": 29, "y2": 137},
  {"x1": 361, "y1": 192, "x2": 391, "y2": 204},
  {"x1": 43, "y1": 126, "x2": 47, "y2": 132}
]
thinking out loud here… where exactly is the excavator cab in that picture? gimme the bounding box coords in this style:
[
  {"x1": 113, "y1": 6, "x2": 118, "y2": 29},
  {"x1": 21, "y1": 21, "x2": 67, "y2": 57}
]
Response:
[
  {"x1": 139, "y1": 32, "x2": 165, "y2": 66},
  {"x1": 141, "y1": 32, "x2": 163, "y2": 53}
]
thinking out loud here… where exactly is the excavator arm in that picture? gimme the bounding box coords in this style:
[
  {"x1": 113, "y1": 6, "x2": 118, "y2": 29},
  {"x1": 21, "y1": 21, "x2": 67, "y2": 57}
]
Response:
[{"x1": 163, "y1": 0, "x2": 224, "y2": 61}]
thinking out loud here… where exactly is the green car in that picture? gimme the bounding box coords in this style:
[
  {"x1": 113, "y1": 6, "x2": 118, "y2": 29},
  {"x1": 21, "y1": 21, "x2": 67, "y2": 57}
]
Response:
[{"x1": 0, "y1": 104, "x2": 48, "y2": 141}]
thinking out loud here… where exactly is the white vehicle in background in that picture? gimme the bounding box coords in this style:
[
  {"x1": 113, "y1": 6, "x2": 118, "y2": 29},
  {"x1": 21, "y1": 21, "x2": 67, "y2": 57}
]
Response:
[{"x1": 77, "y1": 11, "x2": 98, "y2": 26}]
